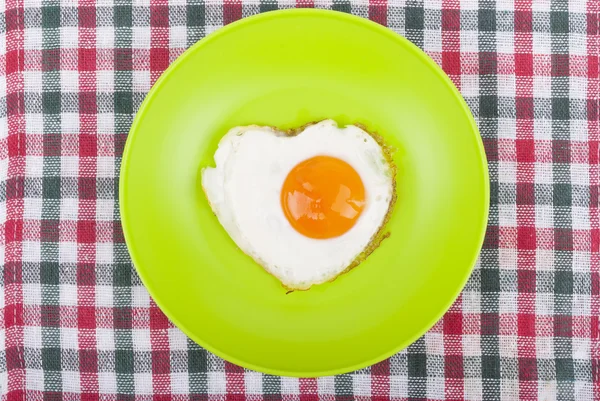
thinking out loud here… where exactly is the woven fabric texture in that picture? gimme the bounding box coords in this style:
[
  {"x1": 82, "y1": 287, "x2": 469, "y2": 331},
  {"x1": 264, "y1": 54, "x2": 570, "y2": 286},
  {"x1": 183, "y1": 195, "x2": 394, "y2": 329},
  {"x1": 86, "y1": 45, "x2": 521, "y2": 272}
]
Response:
[{"x1": 1, "y1": 0, "x2": 599, "y2": 399}]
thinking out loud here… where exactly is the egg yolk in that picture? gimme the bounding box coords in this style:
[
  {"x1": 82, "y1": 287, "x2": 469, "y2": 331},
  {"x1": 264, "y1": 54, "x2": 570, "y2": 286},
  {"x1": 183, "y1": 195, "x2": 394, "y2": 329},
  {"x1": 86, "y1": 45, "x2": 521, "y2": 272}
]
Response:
[{"x1": 281, "y1": 156, "x2": 366, "y2": 239}]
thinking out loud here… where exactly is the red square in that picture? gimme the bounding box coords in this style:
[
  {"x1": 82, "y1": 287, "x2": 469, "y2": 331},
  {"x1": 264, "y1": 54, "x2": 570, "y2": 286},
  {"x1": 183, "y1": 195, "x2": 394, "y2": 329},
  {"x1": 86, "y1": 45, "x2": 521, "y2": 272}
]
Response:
[
  {"x1": 6, "y1": 346, "x2": 25, "y2": 370},
  {"x1": 79, "y1": 349, "x2": 98, "y2": 373},
  {"x1": 151, "y1": 350, "x2": 171, "y2": 375},
  {"x1": 78, "y1": 49, "x2": 96, "y2": 71},
  {"x1": 483, "y1": 138, "x2": 498, "y2": 162},
  {"x1": 591, "y1": 185, "x2": 598, "y2": 216},
  {"x1": 79, "y1": 7, "x2": 96, "y2": 28},
  {"x1": 225, "y1": 375, "x2": 245, "y2": 396},
  {"x1": 77, "y1": 220, "x2": 96, "y2": 243},
  {"x1": 6, "y1": 92, "x2": 24, "y2": 117},
  {"x1": 4, "y1": 303, "x2": 24, "y2": 327},
  {"x1": 516, "y1": 97, "x2": 534, "y2": 119},
  {"x1": 77, "y1": 264, "x2": 96, "y2": 286},
  {"x1": 299, "y1": 378, "x2": 318, "y2": 395},
  {"x1": 44, "y1": 393, "x2": 63, "y2": 401},
  {"x1": 224, "y1": 361, "x2": 244, "y2": 373},
  {"x1": 150, "y1": 304, "x2": 170, "y2": 329},
  {"x1": 516, "y1": 183, "x2": 535, "y2": 205},
  {"x1": 150, "y1": 48, "x2": 169, "y2": 71},
  {"x1": 79, "y1": 92, "x2": 97, "y2": 115},
  {"x1": 588, "y1": 54, "x2": 598, "y2": 79},
  {"x1": 5, "y1": 219, "x2": 23, "y2": 243},
  {"x1": 443, "y1": 312, "x2": 463, "y2": 335},
  {"x1": 591, "y1": 316, "x2": 599, "y2": 340},
  {"x1": 442, "y1": 52, "x2": 461, "y2": 76},
  {"x1": 151, "y1": 5, "x2": 170, "y2": 27},
  {"x1": 78, "y1": 306, "x2": 96, "y2": 329},
  {"x1": 519, "y1": 357, "x2": 538, "y2": 381},
  {"x1": 78, "y1": 177, "x2": 97, "y2": 200},
  {"x1": 589, "y1": 140, "x2": 598, "y2": 164},
  {"x1": 514, "y1": 11, "x2": 532, "y2": 32},
  {"x1": 445, "y1": 355, "x2": 464, "y2": 378},
  {"x1": 518, "y1": 270, "x2": 536, "y2": 293},
  {"x1": 371, "y1": 359, "x2": 390, "y2": 376},
  {"x1": 5, "y1": 8, "x2": 21, "y2": 32},
  {"x1": 516, "y1": 139, "x2": 535, "y2": 162},
  {"x1": 442, "y1": 9, "x2": 461, "y2": 31},
  {"x1": 80, "y1": 391, "x2": 99, "y2": 401},
  {"x1": 4, "y1": 262, "x2": 23, "y2": 290},
  {"x1": 587, "y1": 12, "x2": 598, "y2": 35},
  {"x1": 8, "y1": 132, "x2": 26, "y2": 158},
  {"x1": 518, "y1": 314, "x2": 536, "y2": 337},
  {"x1": 113, "y1": 221, "x2": 126, "y2": 244},
  {"x1": 6, "y1": 50, "x2": 21, "y2": 75},
  {"x1": 115, "y1": 133, "x2": 128, "y2": 155},
  {"x1": 369, "y1": 4, "x2": 387, "y2": 26},
  {"x1": 517, "y1": 227, "x2": 536, "y2": 250},
  {"x1": 223, "y1": 0, "x2": 242, "y2": 25},
  {"x1": 515, "y1": 54, "x2": 533, "y2": 76},
  {"x1": 79, "y1": 134, "x2": 97, "y2": 157}
]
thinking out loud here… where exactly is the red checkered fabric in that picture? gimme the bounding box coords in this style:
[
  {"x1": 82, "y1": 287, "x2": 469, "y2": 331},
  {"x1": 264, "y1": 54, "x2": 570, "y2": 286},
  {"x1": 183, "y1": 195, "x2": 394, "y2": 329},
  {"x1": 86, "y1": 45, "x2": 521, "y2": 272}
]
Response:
[{"x1": 1, "y1": 0, "x2": 598, "y2": 399}]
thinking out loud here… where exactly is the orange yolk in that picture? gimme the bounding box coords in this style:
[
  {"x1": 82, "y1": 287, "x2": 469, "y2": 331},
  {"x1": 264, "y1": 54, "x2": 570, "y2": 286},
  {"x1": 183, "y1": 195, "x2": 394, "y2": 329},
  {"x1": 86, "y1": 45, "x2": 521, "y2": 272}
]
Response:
[{"x1": 281, "y1": 156, "x2": 366, "y2": 239}]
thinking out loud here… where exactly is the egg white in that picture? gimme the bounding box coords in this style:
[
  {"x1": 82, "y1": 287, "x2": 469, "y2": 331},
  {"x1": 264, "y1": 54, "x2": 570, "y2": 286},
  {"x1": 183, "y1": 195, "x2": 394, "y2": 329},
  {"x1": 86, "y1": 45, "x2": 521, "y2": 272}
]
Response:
[{"x1": 202, "y1": 120, "x2": 394, "y2": 290}]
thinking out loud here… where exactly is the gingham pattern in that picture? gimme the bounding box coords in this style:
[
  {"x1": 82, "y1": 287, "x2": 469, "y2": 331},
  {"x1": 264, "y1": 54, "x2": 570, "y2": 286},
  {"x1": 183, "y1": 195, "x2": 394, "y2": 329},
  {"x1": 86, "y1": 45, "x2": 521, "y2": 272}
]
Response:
[{"x1": 1, "y1": 0, "x2": 598, "y2": 399}]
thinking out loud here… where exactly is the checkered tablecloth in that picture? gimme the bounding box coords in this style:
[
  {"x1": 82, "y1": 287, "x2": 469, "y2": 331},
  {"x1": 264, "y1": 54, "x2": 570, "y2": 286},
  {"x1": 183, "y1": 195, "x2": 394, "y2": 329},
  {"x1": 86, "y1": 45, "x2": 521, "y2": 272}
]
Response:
[{"x1": 1, "y1": 0, "x2": 598, "y2": 399}]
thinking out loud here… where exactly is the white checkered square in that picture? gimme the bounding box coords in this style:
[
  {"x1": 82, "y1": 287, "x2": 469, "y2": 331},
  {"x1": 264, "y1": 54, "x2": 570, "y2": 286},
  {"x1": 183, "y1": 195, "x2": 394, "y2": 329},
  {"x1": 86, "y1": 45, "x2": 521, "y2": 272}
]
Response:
[
  {"x1": 59, "y1": 284, "x2": 77, "y2": 306},
  {"x1": 207, "y1": 372, "x2": 227, "y2": 394},
  {"x1": 244, "y1": 371, "x2": 263, "y2": 394},
  {"x1": 132, "y1": 329, "x2": 152, "y2": 351},
  {"x1": 60, "y1": 26, "x2": 79, "y2": 48},
  {"x1": 97, "y1": 27, "x2": 115, "y2": 49},
  {"x1": 134, "y1": 372, "x2": 154, "y2": 394}
]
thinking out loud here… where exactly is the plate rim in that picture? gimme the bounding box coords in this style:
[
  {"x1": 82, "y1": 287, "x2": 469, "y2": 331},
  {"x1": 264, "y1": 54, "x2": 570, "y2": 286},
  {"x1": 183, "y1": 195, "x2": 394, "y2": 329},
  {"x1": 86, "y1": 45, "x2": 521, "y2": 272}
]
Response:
[{"x1": 119, "y1": 8, "x2": 490, "y2": 377}]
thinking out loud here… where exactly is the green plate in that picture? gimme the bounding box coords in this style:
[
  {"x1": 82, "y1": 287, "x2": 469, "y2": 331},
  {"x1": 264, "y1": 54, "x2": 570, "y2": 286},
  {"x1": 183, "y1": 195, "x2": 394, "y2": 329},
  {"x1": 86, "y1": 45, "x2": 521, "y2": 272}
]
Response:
[{"x1": 120, "y1": 9, "x2": 489, "y2": 377}]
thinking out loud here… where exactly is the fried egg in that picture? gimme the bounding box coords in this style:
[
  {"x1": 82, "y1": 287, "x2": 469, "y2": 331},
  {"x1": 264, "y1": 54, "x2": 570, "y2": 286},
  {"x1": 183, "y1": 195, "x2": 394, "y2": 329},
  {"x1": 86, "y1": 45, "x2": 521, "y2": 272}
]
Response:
[{"x1": 202, "y1": 120, "x2": 395, "y2": 290}]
